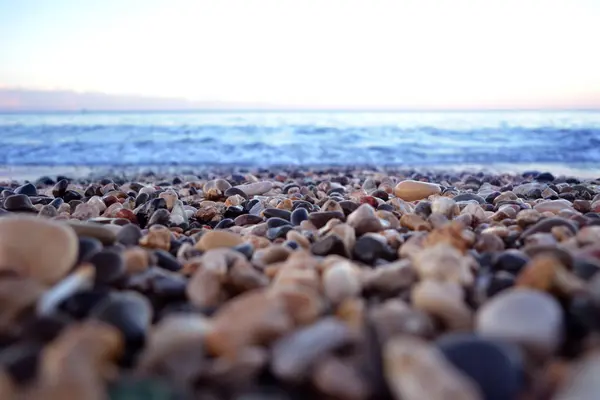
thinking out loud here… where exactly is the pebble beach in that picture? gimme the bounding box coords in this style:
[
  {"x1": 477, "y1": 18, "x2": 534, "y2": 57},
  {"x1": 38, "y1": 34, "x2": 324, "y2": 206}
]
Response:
[{"x1": 1, "y1": 166, "x2": 600, "y2": 399}]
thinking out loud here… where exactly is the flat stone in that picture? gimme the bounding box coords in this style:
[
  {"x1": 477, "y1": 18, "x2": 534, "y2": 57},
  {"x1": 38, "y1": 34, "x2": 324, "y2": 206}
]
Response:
[
  {"x1": 393, "y1": 180, "x2": 441, "y2": 202},
  {"x1": 534, "y1": 199, "x2": 574, "y2": 214},
  {"x1": 0, "y1": 216, "x2": 78, "y2": 285},
  {"x1": 234, "y1": 182, "x2": 273, "y2": 196}
]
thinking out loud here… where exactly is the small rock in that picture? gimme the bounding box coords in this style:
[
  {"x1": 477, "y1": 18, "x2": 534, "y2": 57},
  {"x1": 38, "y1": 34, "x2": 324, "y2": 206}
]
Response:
[
  {"x1": 196, "y1": 231, "x2": 244, "y2": 252},
  {"x1": 234, "y1": 182, "x2": 273, "y2": 196},
  {"x1": 139, "y1": 225, "x2": 172, "y2": 251},
  {"x1": 271, "y1": 318, "x2": 354, "y2": 383},
  {"x1": 0, "y1": 216, "x2": 78, "y2": 285},
  {"x1": 384, "y1": 336, "x2": 482, "y2": 400},
  {"x1": 475, "y1": 288, "x2": 564, "y2": 357},
  {"x1": 394, "y1": 180, "x2": 442, "y2": 202},
  {"x1": 412, "y1": 280, "x2": 472, "y2": 331}
]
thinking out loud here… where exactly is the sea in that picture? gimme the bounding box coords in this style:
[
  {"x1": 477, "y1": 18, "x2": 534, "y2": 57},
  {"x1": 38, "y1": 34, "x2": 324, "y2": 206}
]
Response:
[{"x1": 1, "y1": 110, "x2": 600, "y2": 178}]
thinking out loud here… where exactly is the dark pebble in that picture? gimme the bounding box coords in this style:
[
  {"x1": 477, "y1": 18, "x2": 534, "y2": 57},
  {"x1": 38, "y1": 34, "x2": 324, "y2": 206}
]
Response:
[
  {"x1": 573, "y1": 259, "x2": 600, "y2": 280},
  {"x1": 58, "y1": 289, "x2": 111, "y2": 320},
  {"x1": 414, "y1": 201, "x2": 432, "y2": 218},
  {"x1": 0, "y1": 343, "x2": 42, "y2": 384},
  {"x1": 89, "y1": 250, "x2": 126, "y2": 285},
  {"x1": 224, "y1": 205, "x2": 246, "y2": 220},
  {"x1": 3, "y1": 194, "x2": 37, "y2": 212},
  {"x1": 154, "y1": 249, "x2": 183, "y2": 272},
  {"x1": 233, "y1": 242, "x2": 254, "y2": 260},
  {"x1": 521, "y1": 217, "x2": 578, "y2": 237},
  {"x1": 214, "y1": 218, "x2": 235, "y2": 230},
  {"x1": 284, "y1": 240, "x2": 299, "y2": 250},
  {"x1": 117, "y1": 224, "x2": 143, "y2": 246},
  {"x1": 267, "y1": 225, "x2": 294, "y2": 241},
  {"x1": 91, "y1": 291, "x2": 152, "y2": 360},
  {"x1": 14, "y1": 183, "x2": 37, "y2": 196},
  {"x1": 291, "y1": 200, "x2": 313, "y2": 211},
  {"x1": 48, "y1": 199, "x2": 63, "y2": 211},
  {"x1": 353, "y1": 236, "x2": 396, "y2": 265},
  {"x1": 63, "y1": 190, "x2": 83, "y2": 202},
  {"x1": 291, "y1": 208, "x2": 309, "y2": 226},
  {"x1": 371, "y1": 190, "x2": 389, "y2": 201},
  {"x1": 135, "y1": 192, "x2": 150, "y2": 208},
  {"x1": 453, "y1": 193, "x2": 486, "y2": 204},
  {"x1": 311, "y1": 235, "x2": 347, "y2": 257},
  {"x1": 308, "y1": 211, "x2": 345, "y2": 229},
  {"x1": 21, "y1": 314, "x2": 70, "y2": 343},
  {"x1": 35, "y1": 176, "x2": 55, "y2": 186},
  {"x1": 536, "y1": 172, "x2": 555, "y2": 182},
  {"x1": 224, "y1": 187, "x2": 249, "y2": 199},
  {"x1": 436, "y1": 333, "x2": 524, "y2": 400},
  {"x1": 267, "y1": 217, "x2": 292, "y2": 228},
  {"x1": 148, "y1": 209, "x2": 171, "y2": 227},
  {"x1": 338, "y1": 201, "x2": 359, "y2": 216},
  {"x1": 234, "y1": 214, "x2": 264, "y2": 226},
  {"x1": 77, "y1": 236, "x2": 103, "y2": 264},
  {"x1": 264, "y1": 208, "x2": 292, "y2": 221},
  {"x1": 493, "y1": 250, "x2": 529, "y2": 275},
  {"x1": 52, "y1": 179, "x2": 69, "y2": 198},
  {"x1": 487, "y1": 272, "x2": 516, "y2": 298}
]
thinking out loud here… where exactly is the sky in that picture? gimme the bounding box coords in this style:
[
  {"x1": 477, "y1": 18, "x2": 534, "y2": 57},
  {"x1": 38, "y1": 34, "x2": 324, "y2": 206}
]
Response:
[{"x1": 1, "y1": 0, "x2": 600, "y2": 109}]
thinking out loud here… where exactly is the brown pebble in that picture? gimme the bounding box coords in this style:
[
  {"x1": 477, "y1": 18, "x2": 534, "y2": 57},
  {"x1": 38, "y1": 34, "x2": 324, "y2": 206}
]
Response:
[
  {"x1": 0, "y1": 216, "x2": 79, "y2": 285},
  {"x1": 139, "y1": 225, "x2": 172, "y2": 251},
  {"x1": 394, "y1": 180, "x2": 442, "y2": 202}
]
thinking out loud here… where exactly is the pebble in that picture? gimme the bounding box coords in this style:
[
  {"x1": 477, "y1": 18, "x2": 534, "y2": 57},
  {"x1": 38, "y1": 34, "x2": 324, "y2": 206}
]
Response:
[
  {"x1": 0, "y1": 216, "x2": 78, "y2": 285},
  {"x1": 271, "y1": 318, "x2": 354, "y2": 383},
  {"x1": 196, "y1": 230, "x2": 244, "y2": 251},
  {"x1": 384, "y1": 336, "x2": 482, "y2": 400},
  {"x1": 436, "y1": 333, "x2": 524, "y2": 400},
  {"x1": 234, "y1": 182, "x2": 273, "y2": 196},
  {"x1": 394, "y1": 180, "x2": 442, "y2": 202},
  {"x1": 476, "y1": 288, "x2": 564, "y2": 357},
  {"x1": 2, "y1": 169, "x2": 600, "y2": 398}
]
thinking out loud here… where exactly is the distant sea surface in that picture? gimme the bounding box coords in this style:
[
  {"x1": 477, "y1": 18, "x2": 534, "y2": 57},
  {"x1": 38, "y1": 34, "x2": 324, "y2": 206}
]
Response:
[{"x1": 1, "y1": 110, "x2": 600, "y2": 172}]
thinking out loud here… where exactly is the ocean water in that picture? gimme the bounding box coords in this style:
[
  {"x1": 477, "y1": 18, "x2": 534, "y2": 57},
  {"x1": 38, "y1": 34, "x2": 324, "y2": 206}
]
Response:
[{"x1": 1, "y1": 110, "x2": 600, "y2": 169}]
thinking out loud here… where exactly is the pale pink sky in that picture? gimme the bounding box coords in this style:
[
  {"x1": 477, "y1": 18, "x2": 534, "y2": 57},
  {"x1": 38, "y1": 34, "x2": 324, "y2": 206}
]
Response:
[{"x1": 1, "y1": 0, "x2": 600, "y2": 109}]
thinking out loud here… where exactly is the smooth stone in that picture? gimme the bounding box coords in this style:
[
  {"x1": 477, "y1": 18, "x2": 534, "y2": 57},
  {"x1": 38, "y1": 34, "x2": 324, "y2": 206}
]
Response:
[
  {"x1": 0, "y1": 216, "x2": 78, "y2": 285},
  {"x1": 3, "y1": 194, "x2": 37, "y2": 212},
  {"x1": 264, "y1": 208, "x2": 292, "y2": 221},
  {"x1": 234, "y1": 214, "x2": 263, "y2": 226},
  {"x1": 116, "y1": 224, "x2": 142, "y2": 247},
  {"x1": 266, "y1": 217, "x2": 292, "y2": 228},
  {"x1": 493, "y1": 250, "x2": 529, "y2": 275},
  {"x1": 49, "y1": 198, "x2": 63, "y2": 209},
  {"x1": 66, "y1": 220, "x2": 118, "y2": 245},
  {"x1": 234, "y1": 182, "x2": 273, "y2": 196},
  {"x1": 308, "y1": 211, "x2": 346, "y2": 229},
  {"x1": 534, "y1": 199, "x2": 574, "y2": 213},
  {"x1": 311, "y1": 235, "x2": 348, "y2": 257},
  {"x1": 476, "y1": 288, "x2": 564, "y2": 357},
  {"x1": 148, "y1": 209, "x2": 171, "y2": 227},
  {"x1": 267, "y1": 225, "x2": 294, "y2": 241},
  {"x1": 196, "y1": 231, "x2": 244, "y2": 251},
  {"x1": 394, "y1": 180, "x2": 441, "y2": 202},
  {"x1": 384, "y1": 336, "x2": 482, "y2": 400},
  {"x1": 224, "y1": 187, "x2": 249, "y2": 200},
  {"x1": 347, "y1": 204, "x2": 383, "y2": 235},
  {"x1": 436, "y1": 333, "x2": 524, "y2": 400},
  {"x1": 521, "y1": 217, "x2": 578, "y2": 238},
  {"x1": 52, "y1": 179, "x2": 69, "y2": 198},
  {"x1": 353, "y1": 236, "x2": 396, "y2": 265},
  {"x1": 338, "y1": 201, "x2": 359, "y2": 216},
  {"x1": 271, "y1": 318, "x2": 354, "y2": 383},
  {"x1": 89, "y1": 250, "x2": 126, "y2": 285},
  {"x1": 91, "y1": 291, "x2": 152, "y2": 345},
  {"x1": 453, "y1": 193, "x2": 486, "y2": 204},
  {"x1": 38, "y1": 204, "x2": 58, "y2": 218},
  {"x1": 14, "y1": 183, "x2": 37, "y2": 197},
  {"x1": 77, "y1": 236, "x2": 103, "y2": 264},
  {"x1": 290, "y1": 208, "x2": 309, "y2": 226},
  {"x1": 154, "y1": 249, "x2": 182, "y2": 272}
]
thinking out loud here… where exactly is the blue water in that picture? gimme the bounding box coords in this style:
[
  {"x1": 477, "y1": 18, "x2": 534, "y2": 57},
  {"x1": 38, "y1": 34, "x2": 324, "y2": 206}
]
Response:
[{"x1": 1, "y1": 110, "x2": 600, "y2": 168}]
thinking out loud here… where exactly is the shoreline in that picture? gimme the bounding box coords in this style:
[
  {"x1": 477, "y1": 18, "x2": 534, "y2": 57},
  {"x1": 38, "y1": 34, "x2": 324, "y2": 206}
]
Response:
[{"x1": 1, "y1": 162, "x2": 599, "y2": 182}]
